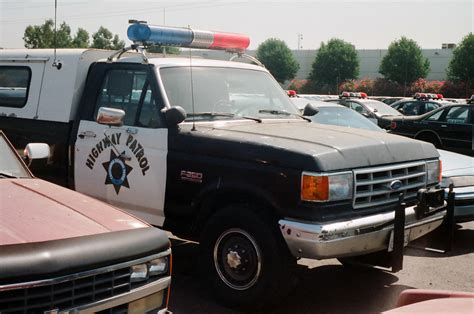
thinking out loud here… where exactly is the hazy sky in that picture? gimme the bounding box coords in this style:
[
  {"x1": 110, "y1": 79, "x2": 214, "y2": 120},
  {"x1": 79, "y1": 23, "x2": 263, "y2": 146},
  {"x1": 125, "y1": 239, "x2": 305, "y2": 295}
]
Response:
[{"x1": 1, "y1": 0, "x2": 472, "y2": 50}]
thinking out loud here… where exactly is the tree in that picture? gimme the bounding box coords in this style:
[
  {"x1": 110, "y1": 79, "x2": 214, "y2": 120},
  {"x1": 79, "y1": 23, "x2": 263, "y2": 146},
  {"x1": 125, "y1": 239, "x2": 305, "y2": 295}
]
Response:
[
  {"x1": 256, "y1": 38, "x2": 299, "y2": 83},
  {"x1": 379, "y1": 37, "x2": 430, "y2": 87},
  {"x1": 23, "y1": 19, "x2": 72, "y2": 48},
  {"x1": 146, "y1": 46, "x2": 180, "y2": 55},
  {"x1": 71, "y1": 28, "x2": 90, "y2": 48},
  {"x1": 447, "y1": 33, "x2": 474, "y2": 83},
  {"x1": 91, "y1": 26, "x2": 125, "y2": 50},
  {"x1": 308, "y1": 38, "x2": 359, "y2": 93}
]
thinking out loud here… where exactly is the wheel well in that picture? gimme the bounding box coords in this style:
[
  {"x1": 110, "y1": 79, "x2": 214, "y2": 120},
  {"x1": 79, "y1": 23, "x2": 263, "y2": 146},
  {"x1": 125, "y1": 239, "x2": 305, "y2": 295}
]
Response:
[
  {"x1": 192, "y1": 189, "x2": 277, "y2": 237},
  {"x1": 415, "y1": 131, "x2": 442, "y2": 146}
]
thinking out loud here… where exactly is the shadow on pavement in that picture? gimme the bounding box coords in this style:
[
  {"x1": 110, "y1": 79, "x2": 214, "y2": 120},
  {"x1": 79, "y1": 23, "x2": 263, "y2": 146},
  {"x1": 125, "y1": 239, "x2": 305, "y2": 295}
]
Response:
[
  {"x1": 168, "y1": 238, "x2": 414, "y2": 314},
  {"x1": 405, "y1": 222, "x2": 474, "y2": 258}
]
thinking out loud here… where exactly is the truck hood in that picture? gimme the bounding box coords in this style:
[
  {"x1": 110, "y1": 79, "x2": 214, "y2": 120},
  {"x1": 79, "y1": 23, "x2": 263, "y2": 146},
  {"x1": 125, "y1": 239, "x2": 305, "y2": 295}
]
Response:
[
  {"x1": 0, "y1": 179, "x2": 148, "y2": 245},
  {"x1": 176, "y1": 120, "x2": 439, "y2": 171}
]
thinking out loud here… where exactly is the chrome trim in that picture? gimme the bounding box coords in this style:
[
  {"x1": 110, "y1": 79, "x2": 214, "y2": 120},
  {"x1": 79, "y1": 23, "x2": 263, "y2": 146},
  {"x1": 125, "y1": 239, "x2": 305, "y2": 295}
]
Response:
[
  {"x1": 0, "y1": 248, "x2": 171, "y2": 291},
  {"x1": 56, "y1": 276, "x2": 171, "y2": 314},
  {"x1": 279, "y1": 205, "x2": 446, "y2": 259},
  {"x1": 353, "y1": 161, "x2": 428, "y2": 209}
]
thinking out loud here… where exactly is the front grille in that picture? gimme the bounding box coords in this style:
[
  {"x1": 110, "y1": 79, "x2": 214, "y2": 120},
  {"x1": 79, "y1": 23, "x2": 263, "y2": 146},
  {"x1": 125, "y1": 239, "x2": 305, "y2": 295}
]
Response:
[
  {"x1": 354, "y1": 161, "x2": 427, "y2": 210},
  {"x1": 0, "y1": 268, "x2": 132, "y2": 313}
]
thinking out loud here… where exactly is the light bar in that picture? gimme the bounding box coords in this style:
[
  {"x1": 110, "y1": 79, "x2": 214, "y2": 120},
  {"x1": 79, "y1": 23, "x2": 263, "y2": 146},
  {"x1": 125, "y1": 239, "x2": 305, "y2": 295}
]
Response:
[{"x1": 127, "y1": 22, "x2": 250, "y2": 52}]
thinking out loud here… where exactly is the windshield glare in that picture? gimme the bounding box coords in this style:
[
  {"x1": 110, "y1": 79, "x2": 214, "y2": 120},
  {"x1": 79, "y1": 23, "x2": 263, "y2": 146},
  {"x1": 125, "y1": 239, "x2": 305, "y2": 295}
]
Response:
[
  {"x1": 364, "y1": 100, "x2": 402, "y2": 116},
  {"x1": 310, "y1": 107, "x2": 383, "y2": 131},
  {"x1": 159, "y1": 67, "x2": 300, "y2": 121},
  {"x1": 0, "y1": 135, "x2": 30, "y2": 178}
]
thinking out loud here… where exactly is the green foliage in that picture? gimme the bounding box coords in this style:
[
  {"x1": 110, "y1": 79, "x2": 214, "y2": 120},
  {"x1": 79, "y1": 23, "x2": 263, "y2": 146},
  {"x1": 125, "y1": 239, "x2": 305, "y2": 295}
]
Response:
[
  {"x1": 146, "y1": 46, "x2": 181, "y2": 55},
  {"x1": 447, "y1": 33, "x2": 474, "y2": 83},
  {"x1": 71, "y1": 28, "x2": 90, "y2": 48},
  {"x1": 308, "y1": 38, "x2": 359, "y2": 92},
  {"x1": 379, "y1": 37, "x2": 429, "y2": 86},
  {"x1": 91, "y1": 26, "x2": 125, "y2": 50},
  {"x1": 256, "y1": 38, "x2": 299, "y2": 83},
  {"x1": 23, "y1": 19, "x2": 72, "y2": 48},
  {"x1": 23, "y1": 20, "x2": 124, "y2": 50}
]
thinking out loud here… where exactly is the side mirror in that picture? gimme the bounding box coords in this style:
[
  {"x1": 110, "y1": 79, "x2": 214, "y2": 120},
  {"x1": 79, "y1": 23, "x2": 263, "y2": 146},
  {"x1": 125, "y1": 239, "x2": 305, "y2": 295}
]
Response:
[
  {"x1": 24, "y1": 143, "x2": 50, "y2": 160},
  {"x1": 302, "y1": 103, "x2": 319, "y2": 116},
  {"x1": 96, "y1": 107, "x2": 125, "y2": 126},
  {"x1": 398, "y1": 108, "x2": 405, "y2": 114},
  {"x1": 163, "y1": 106, "x2": 187, "y2": 126}
]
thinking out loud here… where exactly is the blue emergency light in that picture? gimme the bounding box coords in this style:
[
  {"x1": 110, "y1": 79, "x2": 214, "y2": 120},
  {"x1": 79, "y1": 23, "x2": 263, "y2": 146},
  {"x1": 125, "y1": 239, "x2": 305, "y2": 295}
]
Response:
[{"x1": 127, "y1": 21, "x2": 250, "y2": 52}]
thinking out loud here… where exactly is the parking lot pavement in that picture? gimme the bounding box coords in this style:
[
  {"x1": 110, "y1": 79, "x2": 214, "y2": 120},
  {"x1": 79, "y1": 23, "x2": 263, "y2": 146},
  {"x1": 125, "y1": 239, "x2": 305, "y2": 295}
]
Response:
[{"x1": 167, "y1": 221, "x2": 473, "y2": 313}]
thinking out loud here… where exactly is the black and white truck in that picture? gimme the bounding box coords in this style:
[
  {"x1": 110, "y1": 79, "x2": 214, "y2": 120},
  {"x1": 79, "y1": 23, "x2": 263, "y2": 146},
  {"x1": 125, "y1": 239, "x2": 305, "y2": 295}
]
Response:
[{"x1": 0, "y1": 22, "x2": 448, "y2": 308}]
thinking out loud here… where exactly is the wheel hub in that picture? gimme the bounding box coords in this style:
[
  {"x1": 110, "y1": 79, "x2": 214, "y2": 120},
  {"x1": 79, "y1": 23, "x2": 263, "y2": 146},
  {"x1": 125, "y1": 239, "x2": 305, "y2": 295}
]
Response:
[{"x1": 226, "y1": 250, "x2": 242, "y2": 269}]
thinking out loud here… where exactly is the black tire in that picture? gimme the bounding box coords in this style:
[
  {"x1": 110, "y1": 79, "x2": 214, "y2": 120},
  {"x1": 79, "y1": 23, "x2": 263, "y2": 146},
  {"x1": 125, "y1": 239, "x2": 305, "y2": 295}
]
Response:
[
  {"x1": 416, "y1": 132, "x2": 441, "y2": 148},
  {"x1": 199, "y1": 205, "x2": 296, "y2": 309}
]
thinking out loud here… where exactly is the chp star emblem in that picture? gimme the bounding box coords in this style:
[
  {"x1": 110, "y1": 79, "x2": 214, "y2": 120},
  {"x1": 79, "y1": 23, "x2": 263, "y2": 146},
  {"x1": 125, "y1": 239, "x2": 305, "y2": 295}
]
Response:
[{"x1": 102, "y1": 150, "x2": 133, "y2": 194}]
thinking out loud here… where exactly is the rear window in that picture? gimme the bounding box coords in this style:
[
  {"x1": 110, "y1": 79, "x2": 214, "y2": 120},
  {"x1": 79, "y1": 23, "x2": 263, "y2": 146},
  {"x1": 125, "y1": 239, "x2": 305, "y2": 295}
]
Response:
[{"x1": 0, "y1": 66, "x2": 31, "y2": 108}]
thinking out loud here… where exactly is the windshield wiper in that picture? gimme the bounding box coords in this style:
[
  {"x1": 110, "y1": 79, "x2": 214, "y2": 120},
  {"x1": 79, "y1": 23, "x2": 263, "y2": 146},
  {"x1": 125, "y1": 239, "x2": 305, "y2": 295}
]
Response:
[
  {"x1": 187, "y1": 112, "x2": 262, "y2": 123},
  {"x1": 258, "y1": 109, "x2": 311, "y2": 122},
  {"x1": 0, "y1": 172, "x2": 18, "y2": 178}
]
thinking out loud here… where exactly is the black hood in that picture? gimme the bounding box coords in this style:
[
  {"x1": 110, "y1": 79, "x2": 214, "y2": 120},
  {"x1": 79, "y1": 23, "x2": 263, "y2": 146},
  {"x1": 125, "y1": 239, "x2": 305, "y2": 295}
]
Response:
[{"x1": 171, "y1": 120, "x2": 439, "y2": 172}]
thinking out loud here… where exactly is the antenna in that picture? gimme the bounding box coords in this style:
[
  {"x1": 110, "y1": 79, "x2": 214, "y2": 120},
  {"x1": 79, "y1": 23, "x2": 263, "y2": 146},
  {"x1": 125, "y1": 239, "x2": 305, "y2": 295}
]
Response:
[
  {"x1": 189, "y1": 46, "x2": 196, "y2": 131},
  {"x1": 52, "y1": 0, "x2": 62, "y2": 70}
]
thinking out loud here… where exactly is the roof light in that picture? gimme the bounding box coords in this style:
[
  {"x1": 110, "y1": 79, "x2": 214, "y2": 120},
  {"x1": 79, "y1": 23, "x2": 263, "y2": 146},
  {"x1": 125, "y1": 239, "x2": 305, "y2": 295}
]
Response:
[
  {"x1": 360, "y1": 92, "x2": 368, "y2": 99},
  {"x1": 287, "y1": 90, "x2": 297, "y2": 97},
  {"x1": 436, "y1": 94, "x2": 444, "y2": 99},
  {"x1": 127, "y1": 21, "x2": 250, "y2": 52}
]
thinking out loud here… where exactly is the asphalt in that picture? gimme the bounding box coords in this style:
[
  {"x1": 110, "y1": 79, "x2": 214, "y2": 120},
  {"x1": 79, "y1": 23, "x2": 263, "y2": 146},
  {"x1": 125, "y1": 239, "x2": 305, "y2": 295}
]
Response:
[{"x1": 167, "y1": 221, "x2": 474, "y2": 313}]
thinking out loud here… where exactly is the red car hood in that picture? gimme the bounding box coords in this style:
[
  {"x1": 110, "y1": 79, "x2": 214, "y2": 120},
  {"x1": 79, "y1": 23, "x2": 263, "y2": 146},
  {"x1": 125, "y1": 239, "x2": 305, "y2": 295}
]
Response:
[{"x1": 0, "y1": 179, "x2": 149, "y2": 245}]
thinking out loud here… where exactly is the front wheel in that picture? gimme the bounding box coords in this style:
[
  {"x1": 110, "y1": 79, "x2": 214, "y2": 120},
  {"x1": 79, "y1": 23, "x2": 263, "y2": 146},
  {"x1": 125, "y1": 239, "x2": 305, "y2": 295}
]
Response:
[{"x1": 200, "y1": 205, "x2": 296, "y2": 309}]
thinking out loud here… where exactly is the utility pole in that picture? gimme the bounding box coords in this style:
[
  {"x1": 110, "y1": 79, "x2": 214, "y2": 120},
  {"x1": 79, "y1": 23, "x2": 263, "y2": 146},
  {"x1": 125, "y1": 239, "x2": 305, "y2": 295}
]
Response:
[{"x1": 298, "y1": 33, "x2": 303, "y2": 50}]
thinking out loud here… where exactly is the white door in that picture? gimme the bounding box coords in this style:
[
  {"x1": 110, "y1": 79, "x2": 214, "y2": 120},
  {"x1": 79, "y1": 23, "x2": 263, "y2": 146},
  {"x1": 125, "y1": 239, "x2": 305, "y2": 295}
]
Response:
[{"x1": 74, "y1": 67, "x2": 168, "y2": 226}]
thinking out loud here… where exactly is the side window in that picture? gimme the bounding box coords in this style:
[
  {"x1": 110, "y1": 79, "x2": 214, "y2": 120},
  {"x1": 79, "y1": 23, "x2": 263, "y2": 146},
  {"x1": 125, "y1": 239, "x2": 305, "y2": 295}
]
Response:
[
  {"x1": 425, "y1": 109, "x2": 445, "y2": 121},
  {"x1": 444, "y1": 106, "x2": 469, "y2": 124},
  {"x1": 424, "y1": 102, "x2": 439, "y2": 113},
  {"x1": 402, "y1": 102, "x2": 420, "y2": 115},
  {"x1": 95, "y1": 69, "x2": 161, "y2": 128},
  {"x1": 0, "y1": 66, "x2": 31, "y2": 108},
  {"x1": 350, "y1": 102, "x2": 368, "y2": 114}
]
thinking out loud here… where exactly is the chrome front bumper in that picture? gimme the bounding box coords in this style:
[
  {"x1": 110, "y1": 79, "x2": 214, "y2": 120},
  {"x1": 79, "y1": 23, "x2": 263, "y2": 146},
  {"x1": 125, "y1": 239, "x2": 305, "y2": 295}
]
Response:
[{"x1": 279, "y1": 205, "x2": 446, "y2": 260}]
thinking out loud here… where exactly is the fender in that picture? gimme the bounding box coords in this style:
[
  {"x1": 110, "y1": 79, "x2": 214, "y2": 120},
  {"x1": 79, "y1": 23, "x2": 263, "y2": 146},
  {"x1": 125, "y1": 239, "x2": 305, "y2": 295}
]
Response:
[{"x1": 414, "y1": 129, "x2": 443, "y2": 146}]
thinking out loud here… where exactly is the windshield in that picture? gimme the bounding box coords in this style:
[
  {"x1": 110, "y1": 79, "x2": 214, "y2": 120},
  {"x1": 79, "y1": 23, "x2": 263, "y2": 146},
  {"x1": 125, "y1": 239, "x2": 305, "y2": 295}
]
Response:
[
  {"x1": 363, "y1": 100, "x2": 402, "y2": 116},
  {"x1": 159, "y1": 67, "x2": 300, "y2": 121},
  {"x1": 310, "y1": 107, "x2": 383, "y2": 132},
  {"x1": 0, "y1": 134, "x2": 30, "y2": 178}
]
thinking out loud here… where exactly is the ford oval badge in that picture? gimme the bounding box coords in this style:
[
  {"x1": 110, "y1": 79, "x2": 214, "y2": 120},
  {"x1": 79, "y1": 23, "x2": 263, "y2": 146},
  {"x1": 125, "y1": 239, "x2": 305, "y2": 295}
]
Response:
[{"x1": 390, "y1": 180, "x2": 403, "y2": 190}]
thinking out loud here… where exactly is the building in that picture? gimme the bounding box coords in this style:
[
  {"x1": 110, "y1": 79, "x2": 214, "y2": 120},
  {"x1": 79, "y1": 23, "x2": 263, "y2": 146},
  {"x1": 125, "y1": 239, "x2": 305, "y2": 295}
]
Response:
[{"x1": 182, "y1": 48, "x2": 454, "y2": 81}]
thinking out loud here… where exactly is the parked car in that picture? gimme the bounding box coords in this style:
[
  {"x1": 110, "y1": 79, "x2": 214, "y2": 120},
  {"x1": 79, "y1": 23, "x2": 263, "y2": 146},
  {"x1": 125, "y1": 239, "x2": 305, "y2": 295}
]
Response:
[
  {"x1": 298, "y1": 104, "x2": 474, "y2": 223},
  {"x1": 389, "y1": 104, "x2": 473, "y2": 156},
  {"x1": 382, "y1": 97, "x2": 406, "y2": 106},
  {"x1": 291, "y1": 98, "x2": 381, "y2": 132},
  {"x1": 390, "y1": 94, "x2": 452, "y2": 116},
  {"x1": 326, "y1": 95, "x2": 403, "y2": 128},
  {"x1": 0, "y1": 131, "x2": 172, "y2": 313}
]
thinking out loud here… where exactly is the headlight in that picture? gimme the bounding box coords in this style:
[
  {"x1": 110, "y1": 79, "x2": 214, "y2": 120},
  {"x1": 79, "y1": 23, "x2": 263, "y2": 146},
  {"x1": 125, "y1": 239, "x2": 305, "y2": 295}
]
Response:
[
  {"x1": 130, "y1": 256, "x2": 170, "y2": 283},
  {"x1": 301, "y1": 171, "x2": 353, "y2": 202},
  {"x1": 148, "y1": 257, "x2": 169, "y2": 276},
  {"x1": 426, "y1": 160, "x2": 442, "y2": 185}
]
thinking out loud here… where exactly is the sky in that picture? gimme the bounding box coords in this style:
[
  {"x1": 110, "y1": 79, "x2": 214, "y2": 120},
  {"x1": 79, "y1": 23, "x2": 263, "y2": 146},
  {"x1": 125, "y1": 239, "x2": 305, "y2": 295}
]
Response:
[{"x1": 0, "y1": 0, "x2": 472, "y2": 50}]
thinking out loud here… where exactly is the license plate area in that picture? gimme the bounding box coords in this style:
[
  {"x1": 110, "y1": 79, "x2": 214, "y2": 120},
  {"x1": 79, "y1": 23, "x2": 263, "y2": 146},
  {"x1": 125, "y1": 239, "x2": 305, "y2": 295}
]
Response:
[{"x1": 388, "y1": 228, "x2": 410, "y2": 252}]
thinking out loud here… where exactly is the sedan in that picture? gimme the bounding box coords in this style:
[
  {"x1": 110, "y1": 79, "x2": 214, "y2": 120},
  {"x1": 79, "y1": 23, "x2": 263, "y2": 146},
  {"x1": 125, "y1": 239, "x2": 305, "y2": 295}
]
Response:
[
  {"x1": 326, "y1": 97, "x2": 403, "y2": 128},
  {"x1": 390, "y1": 98, "x2": 449, "y2": 116},
  {"x1": 389, "y1": 104, "x2": 473, "y2": 156}
]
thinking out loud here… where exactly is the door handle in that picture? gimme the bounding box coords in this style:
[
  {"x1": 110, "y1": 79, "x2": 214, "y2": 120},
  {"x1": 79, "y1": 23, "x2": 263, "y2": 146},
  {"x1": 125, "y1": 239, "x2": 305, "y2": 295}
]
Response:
[
  {"x1": 78, "y1": 131, "x2": 97, "y2": 139},
  {"x1": 441, "y1": 125, "x2": 448, "y2": 128}
]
